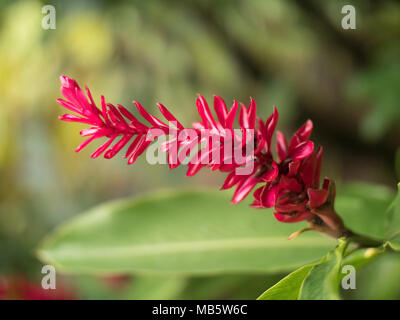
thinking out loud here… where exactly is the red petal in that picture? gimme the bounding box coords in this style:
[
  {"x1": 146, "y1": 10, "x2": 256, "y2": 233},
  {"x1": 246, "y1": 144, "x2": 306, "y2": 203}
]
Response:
[
  {"x1": 261, "y1": 162, "x2": 279, "y2": 182},
  {"x1": 260, "y1": 185, "x2": 278, "y2": 208},
  {"x1": 251, "y1": 201, "x2": 265, "y2": 209},
  {"x1": 186, "y1": 147, "x2": 211, "y2": 176},
  {"x1": 252, "y1": 185, "x2": 264, "y2": 201},
  {"x1": 288, "y1": 161, "x2": 300, "y2": 176},
  {"x1": 265, "y1": 106, "x2": 279, "y2": 150},
  {"x1": 248, "y1": 97, "x2": 257, "y2": 130},
  {"x1": 127, "y1": 135, "x2": 148, "y2": 164},
  {"x1": 220, "y1": 171, "x2": 242, "y2": 190},
  {"x1": 133, "y1": 101, "x2": 168, "y2": 129},
  {"x1": 296, "y1": 120, "x2": 313, "y2": 141},
  {"x1": 104, "y1": 134, "x2": 132, "y2": 159},
  {"x1": 196, "y1": 95, "x2": 218, "y2": 129},
  {"x1": 276, "y1": 131, "x2": 288, "y2": 161},
  {"x1": 274, "y1": 211, "x2": 311, "y2": 223},
  {"x1": 278, "y1": 176, "x2": 303, "y2": 193},
  {"x1": 75, "y1": 135, "x2": 97, "y2": 152},
  {"x1": 323, "y1": 178, "x2": 330, "y2": 190},
  {"x1": 289, "y1": 141, "x2": 314, "y2": 161},
  {"x1": 239, "y1": 103, "x2": 250, "y2": 129},
  {"x1": 56, "y1": 98, "x2": 82, "y2": 114},
  {"x1": 231, "y1": 175, "x2": 259, "y2": 204},
  {"x1": 91, "y1": 134, "x2": 118, "y2": 158},
  {"x1": 157, "y1": 103, "x2": 184, "y2": 130},
  {"x1": 225, "y1": 100, "x2": 238, "y2": 130},
  {"x1": 308, "y1": 189, "x2": 329, "y2": 209},
  {"x1": 59, "y1": 114, "x2": 93, "y2": 125},
  {"x1": 299, "y1": 151, "x2": 316, "y2": 188},
  {"x1": 213, "y1": 95, "x2": 228, "y2": 126},
  {"x1": 275, "y1": 202, "x2": 307, "y2": 213}
]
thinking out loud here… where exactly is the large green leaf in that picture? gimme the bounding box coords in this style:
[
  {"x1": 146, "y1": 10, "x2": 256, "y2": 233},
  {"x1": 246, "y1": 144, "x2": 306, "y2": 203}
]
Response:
[
  {"x1": 179, "y1": 274, "x2": 283, "y2": 300},
  {"x1": 341, "y1": 253, "x2": 400, "y2": 300},
  {"x1": 121, "y1": 275, "x2": 187, "y2": 300},
  {"x1": 38, "y1": 190, "x2": 335, "y2": 275},
  {"x1": 256, "y1": 264, "x2": 315, "y2": 300},
  {"x1": 258, "y1": 240, "x2": 348, "y2": 300},
  {"x1": 335, "y1": 182, "x2": 394, "y2": 239},
  {"x1": 299, "y1": 240, "x2": 348, "y2": 300}
]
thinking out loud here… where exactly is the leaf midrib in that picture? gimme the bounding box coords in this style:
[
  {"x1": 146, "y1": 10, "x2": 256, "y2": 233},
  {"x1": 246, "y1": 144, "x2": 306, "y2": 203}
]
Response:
[{"x1": 42, "y1": 236, "x2": 334, "y2": 260}]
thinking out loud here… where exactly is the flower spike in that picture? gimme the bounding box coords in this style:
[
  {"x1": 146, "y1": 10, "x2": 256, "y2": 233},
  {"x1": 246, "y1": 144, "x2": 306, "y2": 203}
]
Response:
[{"x1": 57, "y1": 75, "x2": 339, "y2": 230}]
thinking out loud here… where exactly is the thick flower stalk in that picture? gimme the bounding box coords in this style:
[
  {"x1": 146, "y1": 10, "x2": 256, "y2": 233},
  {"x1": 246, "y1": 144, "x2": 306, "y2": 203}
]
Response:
[{"x1": 57, "y1": 75, "x2": 356, "y2": 239}]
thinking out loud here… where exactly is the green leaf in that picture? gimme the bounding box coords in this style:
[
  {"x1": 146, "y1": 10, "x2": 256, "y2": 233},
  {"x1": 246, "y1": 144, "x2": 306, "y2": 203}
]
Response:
[
  {"x1": 121, "y1": 276, "x2": 187, "y2": 300},
  {"x1": 342, "y1": 247, "x2": 385, "y2": 270},
  {"x1": 342, "y1": 253, "x2": 400, "y2": 300},
  {"x1": 386, "y1": 234, "x2": 400, "y2": 251},
  {"x1": 299, "y1": 239, "x2": 348, "y2": 300},
  {"x1": 258, "y1": 240, "x2": 350, "y2": 300},
  {"x1": 385, "y1": 183, "x2": 400, "y2": 238},
  {"x1": 256, "y1": 264, "x2": 315, "y2": 300},
  {"x1": 180, "y1": 274, "x2": 283, "y2": 300},
  {"x1": 37, "y1": 190, "x2": 335, "y2": 275},
  {"x1": 335, "y1": 182, "x2": 394, "y2": 239},
  {"x1": 74, "y1": 274, "x2": 187, "y2": 300}
]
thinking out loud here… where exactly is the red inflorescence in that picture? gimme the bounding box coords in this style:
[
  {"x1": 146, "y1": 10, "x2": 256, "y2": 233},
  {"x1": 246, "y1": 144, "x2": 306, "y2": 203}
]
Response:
[{"x1": 57, "y1": 75, "x2": 332, "y2": 224}]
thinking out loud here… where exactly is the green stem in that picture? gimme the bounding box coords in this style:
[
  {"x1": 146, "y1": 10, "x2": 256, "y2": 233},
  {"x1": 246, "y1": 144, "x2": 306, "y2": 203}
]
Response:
[
  {"x1": 310, "y1": 207, "x2": 384, "y2": 248},
  {"x1": 344, "y1": 230, "x2": 384, "y2": 248}
]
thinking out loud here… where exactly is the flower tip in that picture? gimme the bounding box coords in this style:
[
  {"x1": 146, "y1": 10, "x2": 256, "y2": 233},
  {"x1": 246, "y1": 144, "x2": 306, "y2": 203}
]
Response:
[
  {"x1": 230, "y1": 196, "x2": 242, "y2": 205},
  {"x1": 132, "y1": 100, "x2": 144, "y2": 110},
  {"x1": 213, "y1": 94, "x2": 223, "y2": 99},
  {"x1": 59, "y1": 74, "x2": 68, "y2": 83},
  {"x1": 185, "y1": 169, "x2": 197, "y2": 177},
  {"x1": 60, "y1": 75, "x2": 75, "y2": 88}
]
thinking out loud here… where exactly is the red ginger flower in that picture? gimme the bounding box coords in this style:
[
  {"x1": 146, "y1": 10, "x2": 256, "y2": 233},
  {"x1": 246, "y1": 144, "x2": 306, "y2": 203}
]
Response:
[
  {"x1": 57, "y1": 75, "x2": 335, "y2": 226},
  {"x1": 252, "y1": 123, "x2": 324, "y2": 220}
]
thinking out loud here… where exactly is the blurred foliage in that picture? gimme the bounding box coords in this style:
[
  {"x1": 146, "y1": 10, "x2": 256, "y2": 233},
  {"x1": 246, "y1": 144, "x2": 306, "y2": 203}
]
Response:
[
  {"x1": 342, "y1": 253, "x2": 400, "y2": 300},
  {"x1": 0, "y1": 0, "x2": 399, "y2": 299},
  {"x1": 37, "y1": 190, "x2": 336, "y2": 275}
]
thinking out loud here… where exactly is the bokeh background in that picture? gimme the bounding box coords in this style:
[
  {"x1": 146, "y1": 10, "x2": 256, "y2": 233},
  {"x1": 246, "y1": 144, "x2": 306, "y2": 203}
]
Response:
[{"x1": 0, "y1": 0, "x2": 399, "y2": 299}]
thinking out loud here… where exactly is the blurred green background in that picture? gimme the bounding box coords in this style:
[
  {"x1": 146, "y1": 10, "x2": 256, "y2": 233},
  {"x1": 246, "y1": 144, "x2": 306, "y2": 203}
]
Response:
[{"x1": 0, "y1": 0, "x2": 399, "y2": 299}]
